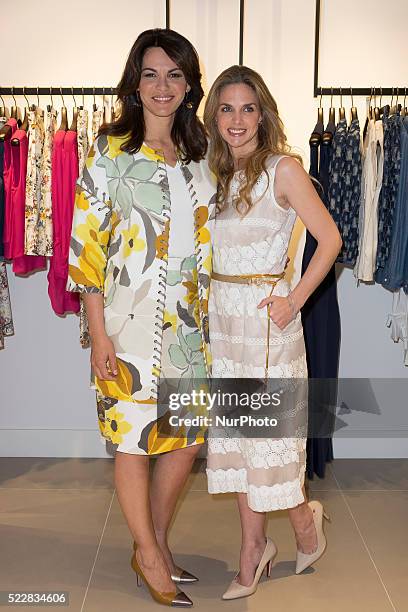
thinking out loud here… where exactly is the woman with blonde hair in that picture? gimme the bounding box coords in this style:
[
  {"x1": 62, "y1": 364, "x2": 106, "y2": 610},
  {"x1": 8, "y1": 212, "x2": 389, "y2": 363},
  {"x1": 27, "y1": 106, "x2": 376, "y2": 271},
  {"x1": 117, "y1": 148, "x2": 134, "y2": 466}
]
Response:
[{"x1": 203, "y1": 65, "x2": 341, "y2": 600}]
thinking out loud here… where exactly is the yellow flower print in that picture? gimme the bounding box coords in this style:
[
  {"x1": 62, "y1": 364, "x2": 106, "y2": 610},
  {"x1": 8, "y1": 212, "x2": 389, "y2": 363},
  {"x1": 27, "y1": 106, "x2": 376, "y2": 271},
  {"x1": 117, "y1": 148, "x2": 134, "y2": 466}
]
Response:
[
  {"x1": 194, "y1": 206, "x2": 210, "y2": 244},
  {"x1": 197, "y1": 226, "x2": 210, "y2": 244},
  {"x1": 104, "y1": 406, "x2": 132, "y2": 444},
  {"x1": 69, "y1": 241, "x2": 107, "y2": 290},
  {"x1": 76, "y1": 213, "x2": 110, "y2": 252},
  {"x1": 156, "y1": 220, "x2": 169, "y2": 260},
  {"x1": 183, "y1": 268, "x2": 198, "y2": 305},
  {"x1": 202, "y1": 253, "x2": 212, "y2": 273},
  {"x1": 85, "y1": 145, "x2": 96, "y2": 169},
  {"x1": 140, "y1": 143, "x2": 165, "y2": 162},
  {"x1": 110, "y1": 210, "x2": 120, "y2": 236},
  {"x1": 163, "y1": 310, "x2": 177, "y2": 333},
  {"x1": 122, "y1": 224, "x2": 145, "y2": 258},
  {"x1": 75, "y1": 187, "x2": 89, "y2": 211},
  {"x1": 106, "y1": 134, "x2": 129, "y2": 159}
]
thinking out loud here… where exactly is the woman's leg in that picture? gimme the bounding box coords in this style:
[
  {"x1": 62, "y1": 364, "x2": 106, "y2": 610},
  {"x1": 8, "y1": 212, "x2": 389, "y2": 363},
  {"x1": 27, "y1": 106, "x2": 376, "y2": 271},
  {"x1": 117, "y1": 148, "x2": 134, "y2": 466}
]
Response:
[
  {"x1": 150, "y1": 444, "x2": 201, "y2": 573},
  {"x1": 236, "y1": 493, "x2": 268, "y2": 586},
  {"x1": 287, "y1": 485, "x2": 318, "y2": 553},
  {"x1": 114, "y1": 450, "x2": 175, "y2": 592}
]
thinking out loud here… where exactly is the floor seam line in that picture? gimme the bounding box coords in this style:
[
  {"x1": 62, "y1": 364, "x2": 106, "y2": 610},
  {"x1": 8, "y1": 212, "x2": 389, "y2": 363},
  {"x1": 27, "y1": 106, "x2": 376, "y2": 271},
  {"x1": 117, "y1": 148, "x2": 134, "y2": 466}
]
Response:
[
  {"x1": 330, "y1": 468, "x2": 397, "y2": 612},
  {"x1": 80, "y1": 489, "x2": 116, "y2": 612}
]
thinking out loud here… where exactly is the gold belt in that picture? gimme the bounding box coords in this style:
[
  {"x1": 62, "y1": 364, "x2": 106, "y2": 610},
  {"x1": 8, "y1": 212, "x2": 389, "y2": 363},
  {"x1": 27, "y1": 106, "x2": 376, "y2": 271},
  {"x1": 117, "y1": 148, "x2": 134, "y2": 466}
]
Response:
[
  {"x1": 211, "y1": 271, "x2": 286, "y2": 379},
  {"x1": 211, "y1": 271, "x2": 285, "y2": 286}
]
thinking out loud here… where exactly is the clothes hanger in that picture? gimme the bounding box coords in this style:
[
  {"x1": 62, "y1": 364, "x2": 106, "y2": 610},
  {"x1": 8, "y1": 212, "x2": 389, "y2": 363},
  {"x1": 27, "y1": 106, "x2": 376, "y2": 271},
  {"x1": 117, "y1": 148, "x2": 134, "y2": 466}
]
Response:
[
  {"x1": 69, "y1": 87, "x2": 78, "y2": 132},
  {"x1": 374, "y1": 87, "x2": 381, "y2": 121},
  {"x1": 93, "y1": 87, "x2": 98, "y2": 113},
  {"x1": 310, "y1": 87, "x2": 324, "y2": 146},
  {"x1": 110, "y1": 87, "x2": 116, "y2": 123},
  {"x1": 10, "y1": 86, "x2": 19, "y2": 120},
  {"x1": 58, "y1": 87, "x2": 68, "y2": 131},
  {"x1": 35, "y1": 87, "x2": 43, "y2": 118},
  {"x1": 102, "y1": 87, "x2": 106, "y2": 124},
  {"x1": 402, "y1": 87, "x2": 407, "y2": 117},
  {"x1": 363, "y1": 87, "x2": 371, "y2": 141},
  {"x1": 350, "y1": 87, "x2": 358, "y2": 121},
  {"x1": 0, "y1": 91, "x2": 7, "y2": 117},
  {"x1": 47, "y1": 87, "x2": 53, "y2": 113},
  {"x1": 338, "y1": 87, "x2": 346, "y2": 120},
  {"x1": 79, "y1": 86, "x2": 84, "y2": 111},
  {"x1": 322, "y1": 87, "x2": 335, "y2": 145},
  {"x1": 0, "y1": 89, "x2": 14, "y2": 140},
  {"x1": 19, "y1": 87, "x2": 31, "y2": 132}
]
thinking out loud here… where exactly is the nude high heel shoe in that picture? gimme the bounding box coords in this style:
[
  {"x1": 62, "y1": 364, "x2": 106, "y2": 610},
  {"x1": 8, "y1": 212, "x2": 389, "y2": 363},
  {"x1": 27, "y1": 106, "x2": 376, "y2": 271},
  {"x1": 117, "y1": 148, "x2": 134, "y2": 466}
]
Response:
[
  {"x1": 295, "y1": 500, "x2": 330, "y2": 575},
  {"x1": 133, "y1": 541, "x2": 199, "y2": 584},
  {"x1": 131, "y1": 553, "x2": 193, "y2": 607},
  {"x1": 222, "y1": 537, "x2": 278, "y2": 600}
]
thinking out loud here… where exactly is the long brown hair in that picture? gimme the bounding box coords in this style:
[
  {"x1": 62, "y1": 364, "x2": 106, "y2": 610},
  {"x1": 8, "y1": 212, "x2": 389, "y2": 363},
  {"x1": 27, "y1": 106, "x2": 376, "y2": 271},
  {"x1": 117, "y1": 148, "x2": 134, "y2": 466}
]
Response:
[
  {"x1": 99, "y1": 28, "x2": 207, "y2": 163},
  {"x1": 203, "y1": 65, "x2": 302, "y2": 214}
]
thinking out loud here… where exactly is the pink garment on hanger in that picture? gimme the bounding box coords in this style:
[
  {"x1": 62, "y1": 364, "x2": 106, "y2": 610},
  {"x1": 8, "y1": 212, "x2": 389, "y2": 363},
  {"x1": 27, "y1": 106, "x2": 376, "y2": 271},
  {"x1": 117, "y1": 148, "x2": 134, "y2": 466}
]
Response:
[
  {"x1": 5, "y1": 123, "x2": 46, "y2": 275},
  {"x1": 3, "y1": 118, "x2": 17, "y2": 259},
  {"x1": 48, "y1": 130, "x2": 80, "y2": 315}
]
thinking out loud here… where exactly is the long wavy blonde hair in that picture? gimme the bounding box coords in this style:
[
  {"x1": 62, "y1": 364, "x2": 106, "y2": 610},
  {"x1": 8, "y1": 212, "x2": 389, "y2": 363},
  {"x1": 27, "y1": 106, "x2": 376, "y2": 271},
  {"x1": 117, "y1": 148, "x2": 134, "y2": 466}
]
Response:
[{"x1": 203, "y1": 65, "x2": 303, "y2": 214}]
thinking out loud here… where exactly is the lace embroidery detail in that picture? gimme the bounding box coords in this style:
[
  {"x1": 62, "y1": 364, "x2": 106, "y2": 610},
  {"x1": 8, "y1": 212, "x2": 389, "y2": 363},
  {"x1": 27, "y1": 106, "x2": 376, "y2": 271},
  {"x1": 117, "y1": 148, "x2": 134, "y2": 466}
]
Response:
[
  {"x1": 210, "y1": 328, "x2": 303, "y2": 346},
  {"x1": 212, "y1": 354, "x2": 308, "y2": 379},
  {"x1": 206, "y1": 468, "x2": 306, "y2": 511}
]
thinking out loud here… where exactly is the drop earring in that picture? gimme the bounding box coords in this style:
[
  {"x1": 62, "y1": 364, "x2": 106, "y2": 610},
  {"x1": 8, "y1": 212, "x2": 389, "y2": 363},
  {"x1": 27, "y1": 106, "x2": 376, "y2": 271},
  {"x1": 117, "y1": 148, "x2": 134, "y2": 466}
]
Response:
[{"x1": 185, "y1": 90, "x2": 193, "y2": 109}]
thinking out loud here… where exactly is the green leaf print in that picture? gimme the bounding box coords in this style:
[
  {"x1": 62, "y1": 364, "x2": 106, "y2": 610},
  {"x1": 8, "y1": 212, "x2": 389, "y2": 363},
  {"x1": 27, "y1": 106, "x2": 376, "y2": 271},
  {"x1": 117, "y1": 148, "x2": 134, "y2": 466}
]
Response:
[
  {"x1": 167, "y1": 270, "x2": 183, "y2": 286},
  {"x1": 181, "y1": 256, "x2": 197, "y2": 271},
  {"x1": 185, "y1": 331, "x2": 202, "y2": 352},
  {"x1": 176, "y1": 325, "x2": 190, "y2": 357},
  {"x1": 104, "y1": 282, "x2": 116, "y2": 307},
  {"x1": 169, "y1": 344, "x2": 189, "y2": 369},
  {"x1": 192, "y1": 364, "x2": 206, "y2": 379},
  {"x1": 132, "y1": 182, "x2": 166, "y2": 215},
  {"x1": 124, "y1": 159, "x2": 158, "y2": 181}
]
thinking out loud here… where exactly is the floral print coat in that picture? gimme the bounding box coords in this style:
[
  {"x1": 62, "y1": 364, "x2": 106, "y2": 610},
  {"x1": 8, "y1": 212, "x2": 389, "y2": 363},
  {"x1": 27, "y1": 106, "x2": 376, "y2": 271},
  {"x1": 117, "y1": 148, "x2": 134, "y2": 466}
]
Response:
[{"x1": 67, "y1": 133, "x2": 216, "y2": 415}]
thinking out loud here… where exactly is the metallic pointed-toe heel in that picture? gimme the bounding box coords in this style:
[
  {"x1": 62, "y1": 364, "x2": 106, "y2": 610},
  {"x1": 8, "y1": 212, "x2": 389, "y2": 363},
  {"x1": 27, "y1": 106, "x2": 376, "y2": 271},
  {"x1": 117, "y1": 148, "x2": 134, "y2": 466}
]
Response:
[
  {"x1": 222, "y1": 537, "x2": 278, "y2": 600},
  {"x1": 295, "y1": 500, "x2": 330, "y2": 575},
  {"x1": 131, "y1": 553, "x2": 193, "y2": 607},
  {"x1": 133, "y1": 541, "x2": 199, "y2": 585},
  {"x1": 171, "y1": 568, "x2": 199, "y2": 584}
]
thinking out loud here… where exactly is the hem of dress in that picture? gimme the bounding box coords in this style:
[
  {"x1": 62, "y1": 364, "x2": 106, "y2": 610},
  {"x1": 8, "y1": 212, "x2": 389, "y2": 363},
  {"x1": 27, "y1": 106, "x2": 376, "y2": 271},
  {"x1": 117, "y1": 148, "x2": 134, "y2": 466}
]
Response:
[{"x1": 206, "y1": 467, "x2": 305, "y2": 512}]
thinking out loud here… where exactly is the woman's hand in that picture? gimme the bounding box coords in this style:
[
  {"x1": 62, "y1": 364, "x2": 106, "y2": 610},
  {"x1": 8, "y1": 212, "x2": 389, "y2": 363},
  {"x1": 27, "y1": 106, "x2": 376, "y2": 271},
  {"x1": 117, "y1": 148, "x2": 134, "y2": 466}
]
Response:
[
  {"x1": 257, "y1": 295, "x2": 295, "y2": 330},
  {"x1": 91, "y1": 334, "x2": 118, "y2": 381}
]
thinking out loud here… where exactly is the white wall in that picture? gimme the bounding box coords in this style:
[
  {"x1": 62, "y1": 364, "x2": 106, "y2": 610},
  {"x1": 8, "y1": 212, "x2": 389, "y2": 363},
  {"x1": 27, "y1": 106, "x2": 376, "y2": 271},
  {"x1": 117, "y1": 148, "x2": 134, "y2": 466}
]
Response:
[{"x1": 1, "y1": 0, "x2": 407, "y2": 458}]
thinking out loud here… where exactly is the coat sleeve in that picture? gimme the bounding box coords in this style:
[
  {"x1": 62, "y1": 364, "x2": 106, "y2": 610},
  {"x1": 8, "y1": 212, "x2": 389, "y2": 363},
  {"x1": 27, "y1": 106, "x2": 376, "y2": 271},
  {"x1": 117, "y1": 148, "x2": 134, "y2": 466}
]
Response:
[{"x1": 67, "y1": 137, "x2": 112, "y2": 294}]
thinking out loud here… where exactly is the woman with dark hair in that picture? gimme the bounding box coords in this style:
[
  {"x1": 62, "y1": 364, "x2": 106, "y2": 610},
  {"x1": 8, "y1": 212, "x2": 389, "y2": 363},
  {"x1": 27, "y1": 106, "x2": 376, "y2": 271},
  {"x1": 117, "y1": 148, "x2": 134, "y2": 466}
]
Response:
[
  {"x1": 68, "y1": 29, "x2": 215, "y2": 607},
  {"x1": 203, "y1": 65, "x2": 341, "y2": 600}
]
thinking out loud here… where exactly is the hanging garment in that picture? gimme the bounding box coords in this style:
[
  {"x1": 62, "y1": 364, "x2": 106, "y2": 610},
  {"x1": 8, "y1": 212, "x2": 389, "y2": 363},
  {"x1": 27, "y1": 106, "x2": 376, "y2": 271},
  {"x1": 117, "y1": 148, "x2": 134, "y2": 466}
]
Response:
[
  {"x1": 375, "y1": 110, "x2": 402, "y2": 283},
  {"x1": 302, "y1": 135, "x2": 340, "y2": 480},
  {"x1": 338, "y1": 118, "x2": 362, "y2": 265},
  {"x1": 381, "y1": 116, "x2": 408, "y2": 292},
  {"x1": 386, "y1": 289, "x2": 408, "y2": 366},
  {"x1": 328, "y1": 118, "x2": 362, "y2": 265},
  {"x1": 37, "y1": 107, "x2": 57, "y2": 256},
  {"x1": 24, "y1": 108, "x2": 46, "y2": 255},
  {"x1": 354, "y1": 118, "x2": 384, "y2": 282},
  {"x1": 7, "y1": 128, "x2": 46, "y2": 275},
  {"x1": 206, "y1": 155, "x2": 308, "y2": 511},
  {"x1": 77, "y1": 108, "x2": 89, "y2": 174},
  {"x1": 77, "y1": 108, "x2": 91, "y2": 348},
  {"x1": 92, "y1": 108, "x2": 103, "y2": 141},
  {"x1": 2, "y1": 118, "x2": 18, "y2": 261},
  {"x1": 0, "y1": 115, "x2": 7, "y2": 260},
  {"x1": 0, "y1": 261, "x2": 14, "y2": 349},
  {"x1": 48, "y1": 130, "x2": 80, "y2": 315}
]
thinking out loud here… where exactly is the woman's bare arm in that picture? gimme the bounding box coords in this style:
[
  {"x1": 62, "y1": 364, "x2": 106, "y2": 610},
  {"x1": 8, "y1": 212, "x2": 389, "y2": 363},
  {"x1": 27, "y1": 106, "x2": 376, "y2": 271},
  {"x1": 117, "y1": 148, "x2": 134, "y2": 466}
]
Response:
[
  {"x1": 258, "y1": 157, "x2": 342, "y2": 328},
  {"x1": 83, "y1": 293, "x2": 118, "y2": 380}
]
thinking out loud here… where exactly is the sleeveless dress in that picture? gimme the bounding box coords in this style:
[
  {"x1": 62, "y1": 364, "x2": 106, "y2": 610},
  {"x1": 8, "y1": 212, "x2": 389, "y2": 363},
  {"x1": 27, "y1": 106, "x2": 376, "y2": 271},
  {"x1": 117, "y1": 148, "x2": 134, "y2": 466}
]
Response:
[{"x1": 206, "y1": 155, "x2": 308, "y2": 512}]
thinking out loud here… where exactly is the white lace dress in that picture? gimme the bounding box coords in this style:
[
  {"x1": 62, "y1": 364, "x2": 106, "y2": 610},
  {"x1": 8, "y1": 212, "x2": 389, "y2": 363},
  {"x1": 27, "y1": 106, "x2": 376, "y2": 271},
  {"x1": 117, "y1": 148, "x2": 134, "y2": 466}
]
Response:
[{"x1": 206, "y1": 155, "x2": 308, "y2": 512}]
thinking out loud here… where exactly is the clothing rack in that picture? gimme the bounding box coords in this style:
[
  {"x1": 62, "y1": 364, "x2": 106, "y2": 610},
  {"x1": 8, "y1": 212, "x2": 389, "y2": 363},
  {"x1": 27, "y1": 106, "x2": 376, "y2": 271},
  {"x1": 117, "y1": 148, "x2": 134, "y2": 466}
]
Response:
[
  {"x1": 0, "y1": 87, "x2": 116, "y2": 97},
  {"x1": 314, "y1": 0, "x2": 406, "y2": 98}
]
